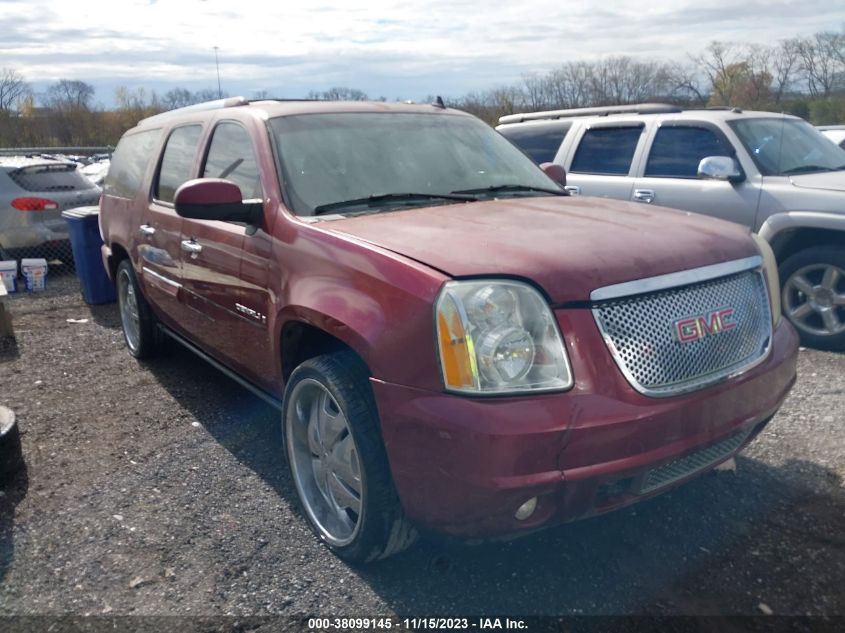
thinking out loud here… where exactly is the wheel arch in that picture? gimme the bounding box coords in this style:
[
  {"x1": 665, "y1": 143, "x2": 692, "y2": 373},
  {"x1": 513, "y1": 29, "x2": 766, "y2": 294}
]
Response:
[
  {"x1": 106, "y1": 241, "x2": 130, "y2": 279},
  {"x1": 279, "y1": 316, "x2": 370, "y2": 384},
  {"x1": 758, "y1": 212, "x2": 845, "y2": 265},
  {"x1": 276, "y1": 305, "x2": 377, "y2": 387},
  {"x1": 769, "y1": 227, "x2": 845, "y2": 265}
]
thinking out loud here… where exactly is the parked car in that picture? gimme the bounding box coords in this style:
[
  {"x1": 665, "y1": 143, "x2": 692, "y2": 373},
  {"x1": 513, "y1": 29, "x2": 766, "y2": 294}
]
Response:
[
  {"x1": 80, "y1": 158, "x2": 110, "y2": 187},
  {"x1": 818, "y1": 125, "x2": 845, "y2": 149},
  {"x1": 100, "y1": 97, "x2": 798, "y2": 562},
  {"x1": 498, "y1": 104, "x2": 845, "y2": 350},
  {"x1": 0, "y1": 155, "x2": 101, "y2": 260}
]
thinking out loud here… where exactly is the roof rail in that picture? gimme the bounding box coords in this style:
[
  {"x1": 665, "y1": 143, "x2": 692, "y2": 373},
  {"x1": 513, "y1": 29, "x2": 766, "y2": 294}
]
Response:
[
  {"x1": 705, "y1": 105, "x2": 744, "y2": 114},
  {"x1": 498, "y1": 102, "x2": 682, "y2": 125},
  {"x1": 140, "y1": 96, "x2": 249, "y2": 126}
]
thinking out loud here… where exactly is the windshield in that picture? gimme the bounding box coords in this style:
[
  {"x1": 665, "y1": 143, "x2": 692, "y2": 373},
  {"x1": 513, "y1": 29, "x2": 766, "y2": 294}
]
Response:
[
  {"x1": 269, "y1": 112, "x2": 560, "y2": 216},
  {"x1": 728, "y1": 117, "x2": 845, "y2": 176}
]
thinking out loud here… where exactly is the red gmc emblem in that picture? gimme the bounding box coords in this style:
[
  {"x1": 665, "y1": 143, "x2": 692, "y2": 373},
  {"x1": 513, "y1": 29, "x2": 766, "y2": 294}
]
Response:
[{"x1": 674, "y1": 307, "x2": 737, "y2": 343}]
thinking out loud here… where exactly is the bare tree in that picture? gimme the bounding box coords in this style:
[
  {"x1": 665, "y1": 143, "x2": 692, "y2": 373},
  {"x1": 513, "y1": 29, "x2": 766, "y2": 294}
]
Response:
[
  {"x1": 41, "y1": 79, "x2": 96, "y2": 144},
  {"x1": 797, "y1": 32, "x2": 844, "y2": 97},
  {"x1": 307, "y1": 87, "x2": 368, "y2": 101},
  {"x1": 44, "y1": 79, "x2": 95, "y2": 111},
  {"x1": 194, "y1": 88, "x2": 227, "y2": 102},
  {"x1": 163, "y1": 87, "x2": 195, "y2": 109},
  {"x1": 666, "y1": 62, "x2": 709, "y2": 105},
  {"x1": 546, "y1": 61, "x2": 593, "y2": 108},
  {"x1": 521, "y1": 73, "x2": 550, "y2": 111},
  {"x1": 694, "y1": 41, "x2": 747, "y2": 106},
  {"x1": 742, "y1": 44, "x2": 775, "y2": 107},
  {"x1": 771, "y1": 39, "x2": 801, "y2": 103},
  {"x1": 593, "y1": 56, "x2": 674, "y2": 104},
  {"x1": 0, "y1": 68, "x2": 29, "y2": 112}
]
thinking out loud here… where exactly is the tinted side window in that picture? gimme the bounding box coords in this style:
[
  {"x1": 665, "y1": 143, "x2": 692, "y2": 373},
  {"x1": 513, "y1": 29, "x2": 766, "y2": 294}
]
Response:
[
  {"x1": 202, "y1": 122, "x2": 262, "y2": 198},
  {"x1": 104, "y1": 129, "x2": 162, "y2": 199},
  {"x1": 646, "y1": 126, "x2": 733, "y2": 178},
  {"x1": 155, "y1": 125, "x2": 202, "y2": 203},
  {"x1": 570, "y1": 126, "x2": 642, "y2": 175},
  {"x1": 499, "y1": 122, "x2": 571, "y2": 164}
]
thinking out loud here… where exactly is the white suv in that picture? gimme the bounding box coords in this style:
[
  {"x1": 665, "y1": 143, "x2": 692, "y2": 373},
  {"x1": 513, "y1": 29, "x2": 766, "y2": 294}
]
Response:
[{"x1": 498, "y1": 104, "x2": 845, "y2": 350}]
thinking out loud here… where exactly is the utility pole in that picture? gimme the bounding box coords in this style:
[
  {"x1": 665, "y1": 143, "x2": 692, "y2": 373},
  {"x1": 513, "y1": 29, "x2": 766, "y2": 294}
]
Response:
[{"x1": 213, "y1": 46, "x2": 222, "y2": 98}]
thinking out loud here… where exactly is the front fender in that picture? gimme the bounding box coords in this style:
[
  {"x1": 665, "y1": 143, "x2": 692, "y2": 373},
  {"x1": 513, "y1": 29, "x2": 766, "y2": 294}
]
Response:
[{"x1": 275, "y1": 272, "x2": 447, "y2": 393}]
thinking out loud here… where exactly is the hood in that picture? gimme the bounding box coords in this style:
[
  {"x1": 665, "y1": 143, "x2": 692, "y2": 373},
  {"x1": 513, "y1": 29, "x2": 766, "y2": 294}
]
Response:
[
  {"x1": 790, "y1": 171, "x2": 845, "y2": 193},
  {"x1": 323, "y1": 197, "x2": 758, "y2": 303}
]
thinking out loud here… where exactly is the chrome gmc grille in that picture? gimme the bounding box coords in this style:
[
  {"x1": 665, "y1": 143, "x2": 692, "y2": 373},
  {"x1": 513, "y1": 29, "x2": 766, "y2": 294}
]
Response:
[
  {"x1": 592, "y1": 259, "x2": 772, "y2": 397},
  {"x1": 640, "y1": 428, "x2": 751, "y2": 493}
]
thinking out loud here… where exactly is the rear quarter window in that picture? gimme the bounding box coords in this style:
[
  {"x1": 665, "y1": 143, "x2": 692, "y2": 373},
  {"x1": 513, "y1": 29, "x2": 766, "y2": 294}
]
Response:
[
  {"x1": 202, "y1": 122, "x2": 262, "y2": 198},
  {"x1": 570, "y1": 126, "x2": 642, "y2": 175},
  {"x1": 104, "y1": 129, "x2": 162, "y2": 199},
  {"x1": 155, "y1": 125, "x2": 203, "y2": 203},
  {"x1": 498, "y1": 122, "x2": 571, "y2": 164}
]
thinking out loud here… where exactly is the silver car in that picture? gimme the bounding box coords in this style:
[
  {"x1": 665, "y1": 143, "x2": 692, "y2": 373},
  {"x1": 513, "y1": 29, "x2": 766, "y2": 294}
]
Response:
[
  {"x1": 498, "y1": 105, "x2": 845, "y2": 350},
  {"x1": 0, "y1": 155, "x2": 101, "y2": 260}
]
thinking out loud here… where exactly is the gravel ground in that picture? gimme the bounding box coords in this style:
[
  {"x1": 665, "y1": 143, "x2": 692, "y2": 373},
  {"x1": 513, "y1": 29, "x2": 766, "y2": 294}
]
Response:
[{"x1": 0, "y1": 271, "x2": 843, "y2": 621}]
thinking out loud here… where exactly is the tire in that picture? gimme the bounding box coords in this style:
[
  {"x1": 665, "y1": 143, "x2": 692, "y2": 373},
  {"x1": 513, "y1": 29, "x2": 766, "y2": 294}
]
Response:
[
  {"x1": 116, "y1": 259, "x2": 160, "y2": 359},
  {"x1": 0, "y1": 406, "x2": 23, "y2": 481},
  {"x1": 779, "y1": 246, "x2": 845, "y2": 351},
  {"x1": 282, "y1": 351, "x2": 416, "y2": 562}
]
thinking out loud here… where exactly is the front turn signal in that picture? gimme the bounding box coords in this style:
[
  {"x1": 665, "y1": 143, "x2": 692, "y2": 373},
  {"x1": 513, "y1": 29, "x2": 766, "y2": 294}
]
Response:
[{"x1": 436, "y1": 292, "x2": 478, "y2": 390}]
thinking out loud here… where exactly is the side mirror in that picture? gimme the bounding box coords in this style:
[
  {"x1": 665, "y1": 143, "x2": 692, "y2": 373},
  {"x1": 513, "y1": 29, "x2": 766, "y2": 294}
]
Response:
[
  {"x1": 174, "y1": 178, "x2": 263, "y2": 224},
  {"x1": 697, "y1": 156, "x2": 743, "y2": 183},
  {"x1": 540, "y1": 162, "x2": 567, "y2": 187}
]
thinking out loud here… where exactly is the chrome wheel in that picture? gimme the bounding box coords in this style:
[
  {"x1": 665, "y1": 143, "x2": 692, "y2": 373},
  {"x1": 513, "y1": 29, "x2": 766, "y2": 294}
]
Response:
[
  {"x1": 782, "y1": 263, "x2": 845, "y2": 338},
  {"x1": 118, "y1": 267, "x2": 141, "y2": 352},
  {"x1": 286, "y1": 378, "x2": 363, "y2": 546}
]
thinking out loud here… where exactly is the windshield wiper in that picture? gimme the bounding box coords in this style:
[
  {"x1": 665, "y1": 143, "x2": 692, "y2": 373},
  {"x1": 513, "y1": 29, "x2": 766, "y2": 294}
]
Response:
[
  {"x1": 451, "y1": 184, "x2": 568, "y2": 197},
  {"x1": 781, "y1": 165, "x2": 840, "y2": 175},
  {"x1": 313, "y1": 192, "x2": 478, "y2": 215}
]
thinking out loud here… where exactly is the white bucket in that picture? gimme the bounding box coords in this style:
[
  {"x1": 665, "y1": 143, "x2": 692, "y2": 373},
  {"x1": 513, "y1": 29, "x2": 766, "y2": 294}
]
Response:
[
  {"x1": 0, "y1": 261, "x2": 16, "y2": 293},
  {"x1": 21, "y1": 258, "x2": 48, "y2": 292}
]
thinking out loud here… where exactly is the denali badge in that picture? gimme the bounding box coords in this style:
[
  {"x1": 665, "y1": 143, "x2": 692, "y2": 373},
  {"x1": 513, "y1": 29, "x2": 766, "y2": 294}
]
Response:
[
  {"x1": 235, "y1": 303, "x2": 267, "y2": 325},
  {"x1": 674, "y1": 307, "x2": 737, "y2": 343}
]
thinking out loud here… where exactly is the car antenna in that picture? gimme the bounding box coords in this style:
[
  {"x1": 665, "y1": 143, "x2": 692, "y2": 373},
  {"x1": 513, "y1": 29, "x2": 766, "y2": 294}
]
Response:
[{"x1": 432, "y1": 96, "x2": 446, "y2": 109}]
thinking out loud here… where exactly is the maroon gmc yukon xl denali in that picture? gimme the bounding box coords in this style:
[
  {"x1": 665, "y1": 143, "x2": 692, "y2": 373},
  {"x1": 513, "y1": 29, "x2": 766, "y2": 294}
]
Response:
[{"x1": 99, "y1": 97, "x2": 799, "y2": 562}]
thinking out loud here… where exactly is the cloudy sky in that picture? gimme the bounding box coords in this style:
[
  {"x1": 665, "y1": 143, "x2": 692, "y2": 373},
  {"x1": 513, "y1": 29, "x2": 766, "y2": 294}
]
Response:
[{"x1": 1, "y1": 0, "x2": 842, "y2": 105}]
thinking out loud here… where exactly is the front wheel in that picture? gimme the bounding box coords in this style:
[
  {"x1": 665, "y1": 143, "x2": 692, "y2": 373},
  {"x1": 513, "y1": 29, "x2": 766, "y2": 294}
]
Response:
[
  {"x1": 282, "y1": 351, "x2": 416, "y2": 562},
  {"x1": 779, "y1": 246, "x2": 845, "y2": 351}
]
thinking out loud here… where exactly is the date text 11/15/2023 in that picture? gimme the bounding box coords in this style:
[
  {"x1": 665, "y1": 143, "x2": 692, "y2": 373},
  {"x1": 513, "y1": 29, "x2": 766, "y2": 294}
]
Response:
[{"x1": 307, "y1": 617, "x2": 529, "y2": 630}]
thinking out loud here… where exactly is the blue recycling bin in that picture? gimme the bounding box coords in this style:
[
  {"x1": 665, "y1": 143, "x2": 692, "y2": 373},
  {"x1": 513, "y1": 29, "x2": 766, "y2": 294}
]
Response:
[{"x1": 62, "y1": 206, "x2": 117, "y2": 305}]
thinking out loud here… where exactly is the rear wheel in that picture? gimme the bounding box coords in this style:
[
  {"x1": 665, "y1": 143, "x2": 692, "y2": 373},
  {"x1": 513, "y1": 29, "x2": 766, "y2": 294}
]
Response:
[
  {"x1": 282, "y1": 351, "x2": 416, "y2": 562},
  {"x1": 116, "y1": 259, "x2": 159, "y2": 358},
  {"x1": 780, "y1": 246, "x2": 845, "y2": 350}
]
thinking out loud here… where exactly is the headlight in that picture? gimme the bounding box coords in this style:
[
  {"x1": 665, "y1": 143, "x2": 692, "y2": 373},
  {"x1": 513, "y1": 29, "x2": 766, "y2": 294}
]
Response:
[
  {"x1": 752, "y1": 233, "x2": 781, "y2": 326},
  {"x1": 435, "y1": 280, "x2": 573, "y2": 394}
]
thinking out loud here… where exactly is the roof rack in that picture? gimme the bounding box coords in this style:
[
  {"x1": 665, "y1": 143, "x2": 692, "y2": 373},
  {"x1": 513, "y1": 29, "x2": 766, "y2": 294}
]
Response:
[
  {"x1": 498, "y1": 102, "x2": 682, "y2": 125},
  {"x1": 140, "y1": 96, "x2": 249, "y2": 126}
]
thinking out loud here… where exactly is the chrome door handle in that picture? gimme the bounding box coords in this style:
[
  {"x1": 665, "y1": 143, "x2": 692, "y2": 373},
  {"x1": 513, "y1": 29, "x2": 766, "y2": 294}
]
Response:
[
  {"x1": 564, "y1": 185, "x2": 580, "y2": 195},
  {"x1": 633, "y1": 189, "x2": 655, "y2": 203},
  {"x1": 180, "y1": 240, "x2": 202, "y2": 256},
  {"x1": 139, "y1": 224, "x2": 156, "y2": 237}
]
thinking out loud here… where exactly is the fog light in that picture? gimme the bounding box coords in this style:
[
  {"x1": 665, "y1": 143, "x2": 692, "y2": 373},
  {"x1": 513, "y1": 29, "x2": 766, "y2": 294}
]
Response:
[{"x1": 514, "y1": 496, "x2": 538, "y2": 521}]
